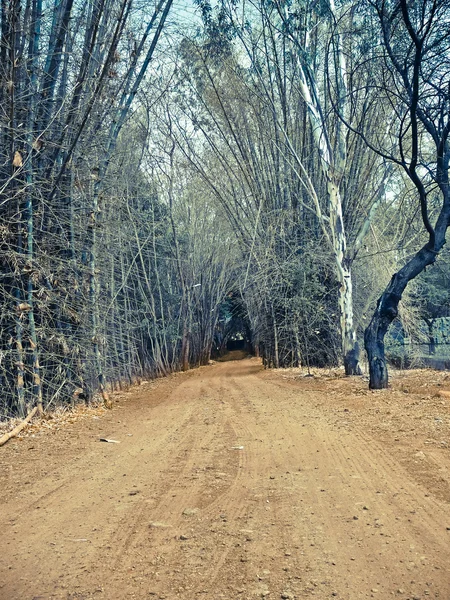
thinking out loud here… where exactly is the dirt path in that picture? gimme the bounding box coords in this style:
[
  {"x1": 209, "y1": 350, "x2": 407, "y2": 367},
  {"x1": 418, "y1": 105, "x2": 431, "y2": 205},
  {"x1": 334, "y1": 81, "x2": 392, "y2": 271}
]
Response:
[{"x1": 1, "y1": 358, "x2": 449, "y2": 600}]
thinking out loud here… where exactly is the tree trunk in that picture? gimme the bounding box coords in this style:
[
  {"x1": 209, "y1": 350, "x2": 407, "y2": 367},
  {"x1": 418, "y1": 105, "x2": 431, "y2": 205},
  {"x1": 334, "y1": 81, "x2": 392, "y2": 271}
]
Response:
[
  {"x1": 293, "y1": 327, "x2": 301, "y2": 367},
  {"x1": 181, "y1": 322, "x2": 190, "y2": 371},
  {"x1": 365, "y1": 244, "x2": 444, "y2": 389},
  {"x1": 25, "y1": 0, "x2": 43, "y2": 414},
  {"x1": 364, "y1": 298, "x2": 393, "y2": 389},
  {"x1": 293, "y1": 10, "x2": 361, "y2": 376},
  {"x1": 424, "y1": 319, "x2": 436, "y2": 355},
  {"x1": 272, "y1": 305, "x2": 279, "y2": 368},
  {"x1": 339, "y1": 266, "x2": 361, "y2": 375},
  {"x1": 429, "y1": 335, "x2": 436, "y2": 356},
  {"x1": 329, "y1": 181, "x2": 361, "y2": 376}
]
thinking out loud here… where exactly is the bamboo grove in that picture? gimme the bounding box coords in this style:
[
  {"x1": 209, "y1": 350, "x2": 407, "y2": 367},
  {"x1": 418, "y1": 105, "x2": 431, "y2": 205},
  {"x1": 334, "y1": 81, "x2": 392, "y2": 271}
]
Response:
[
  {"x1": 1, "y1": 0, "x2": 449, "y2": 416},
  {"x1": 0, "y1": 0, "x2": 234, "y2": 417}
]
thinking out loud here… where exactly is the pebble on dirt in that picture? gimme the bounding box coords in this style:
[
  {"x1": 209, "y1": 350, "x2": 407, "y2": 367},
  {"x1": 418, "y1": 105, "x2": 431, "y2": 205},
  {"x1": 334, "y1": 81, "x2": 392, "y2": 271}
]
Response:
[{"x1": 182, "y1": 508, "x2": 199, "y2": 516}]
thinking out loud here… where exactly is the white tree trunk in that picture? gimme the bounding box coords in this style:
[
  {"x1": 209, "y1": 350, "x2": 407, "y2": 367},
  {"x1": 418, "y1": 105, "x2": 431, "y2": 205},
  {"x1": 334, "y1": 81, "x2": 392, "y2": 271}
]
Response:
[
  {"x1": 328, "y1": 181, "x2": 361, "y2": 374},
  {"x1": 296, "y1": 58, "x2": 360, "y2": 373}
]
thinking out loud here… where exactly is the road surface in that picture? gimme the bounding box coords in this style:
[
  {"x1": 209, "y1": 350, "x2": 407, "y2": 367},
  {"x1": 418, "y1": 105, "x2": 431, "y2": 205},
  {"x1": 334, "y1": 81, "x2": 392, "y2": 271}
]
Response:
[{"x1": 1, "y1": 358, "x2": 449, "y2": 599}]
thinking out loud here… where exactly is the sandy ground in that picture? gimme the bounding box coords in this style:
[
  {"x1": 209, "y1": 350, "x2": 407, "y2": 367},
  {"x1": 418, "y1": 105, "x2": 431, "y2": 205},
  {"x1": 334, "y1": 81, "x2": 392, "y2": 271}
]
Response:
[{"x1": 1, "y1": 357, "x2": 449, "y2": 600}]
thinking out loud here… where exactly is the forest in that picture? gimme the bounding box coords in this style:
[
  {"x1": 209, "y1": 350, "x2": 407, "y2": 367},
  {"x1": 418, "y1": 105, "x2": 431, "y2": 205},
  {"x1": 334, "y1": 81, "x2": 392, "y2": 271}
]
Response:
[{"x1": 1, "y1": 0, "x2": 449, "y2": 418}]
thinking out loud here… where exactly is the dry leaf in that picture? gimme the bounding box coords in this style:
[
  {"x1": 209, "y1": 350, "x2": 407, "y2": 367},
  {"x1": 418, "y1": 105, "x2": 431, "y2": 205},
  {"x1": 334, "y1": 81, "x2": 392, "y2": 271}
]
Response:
[
  {"x1": 13, "y1": 151, "x2": 23, "y2": 168},
  {"x1": 32, "y1": 138, "x2": 43, "y2": 151},
  {"x1": 17, "y1": 302, "x2": 32, "y2": 312}
]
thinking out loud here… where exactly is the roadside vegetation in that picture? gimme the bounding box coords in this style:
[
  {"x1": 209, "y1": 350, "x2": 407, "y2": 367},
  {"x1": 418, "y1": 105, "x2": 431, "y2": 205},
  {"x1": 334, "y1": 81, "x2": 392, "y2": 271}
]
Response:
[{"x1": 1, "y1": 0, "x2": 449, "y2": 418}]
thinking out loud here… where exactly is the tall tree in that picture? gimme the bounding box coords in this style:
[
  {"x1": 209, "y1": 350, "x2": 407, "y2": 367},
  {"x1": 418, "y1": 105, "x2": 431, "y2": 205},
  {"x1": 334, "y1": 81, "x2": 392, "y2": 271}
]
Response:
[
  {"x1": 269, "y1": 0, "x2": 395, "y2": 374},
  {"x1": 358, "y1": 0, "x2": 450, "y2": 388},
  {"x1": 176, "y1": 0, "x2": 393, "y2": 373}
]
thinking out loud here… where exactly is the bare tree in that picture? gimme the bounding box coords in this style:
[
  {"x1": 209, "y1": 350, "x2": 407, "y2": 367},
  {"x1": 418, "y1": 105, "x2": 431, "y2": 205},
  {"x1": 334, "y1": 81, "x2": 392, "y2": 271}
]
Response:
[{"x1": 356, "y1": 0, "x2": 450, "y2": 388}]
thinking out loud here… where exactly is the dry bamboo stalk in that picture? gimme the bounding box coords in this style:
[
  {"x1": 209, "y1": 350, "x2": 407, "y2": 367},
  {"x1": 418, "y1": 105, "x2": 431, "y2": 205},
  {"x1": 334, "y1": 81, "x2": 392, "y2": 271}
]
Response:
[{"x1": 0, "y1": 407, "x2": 38, "y2": 447}]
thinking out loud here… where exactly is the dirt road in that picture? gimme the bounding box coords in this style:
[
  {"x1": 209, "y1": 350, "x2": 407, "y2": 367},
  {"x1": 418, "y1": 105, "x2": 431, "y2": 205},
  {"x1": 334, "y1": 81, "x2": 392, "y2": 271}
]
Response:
[{"x1": 1, "y1": 358, "x2": 449, "y2": 600}]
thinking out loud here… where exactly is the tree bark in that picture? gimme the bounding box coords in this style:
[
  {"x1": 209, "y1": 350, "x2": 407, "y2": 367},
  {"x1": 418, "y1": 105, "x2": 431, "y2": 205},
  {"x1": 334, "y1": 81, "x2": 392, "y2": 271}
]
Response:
[
  {"x1": 295, "y1": 41, "x2": 362, "y2": 376},
  {"x1": 271, "y1": 304, "x2": 279, "y2": 368},
  {"x1": 339, "y1": 270, "x2": 361, "y2": 375},
  {"x1": 424, "y1": 319, "x2": 436, "y2": 355},
  {"x1": 363, "y1": 0, "x2": 450, "y2": 389},
  {"x1": 365, "y1": 245, "x2": 444, "y2": 389},
  {"x1": 181, "y1": 320, "x2": 190, "y2": 372}
]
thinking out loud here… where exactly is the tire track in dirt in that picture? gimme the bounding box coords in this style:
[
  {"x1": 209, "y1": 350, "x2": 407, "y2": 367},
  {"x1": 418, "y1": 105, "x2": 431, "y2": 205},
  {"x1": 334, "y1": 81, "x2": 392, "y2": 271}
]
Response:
[
  {"x1": 0, "y1": 376, "x2": 203, "y2": 599},
  {"x1": 116, "y1": 367, "x2": 261, "y2": 598},
  {"x1": 1, "y1": 358, "x2": 449, "y2": 600},
  {"x1": 214, "y1": 370, "x2": 318, "y2": 598},
  {"x1": 101, "y1": 371, "x2": 250, "y2": 599},
  {"x1": 252, "y1": 371, "x2": 450, "y2": 599},
  {"x1": 188, "y1": 370, "x2": 266, "y2": 592}
]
